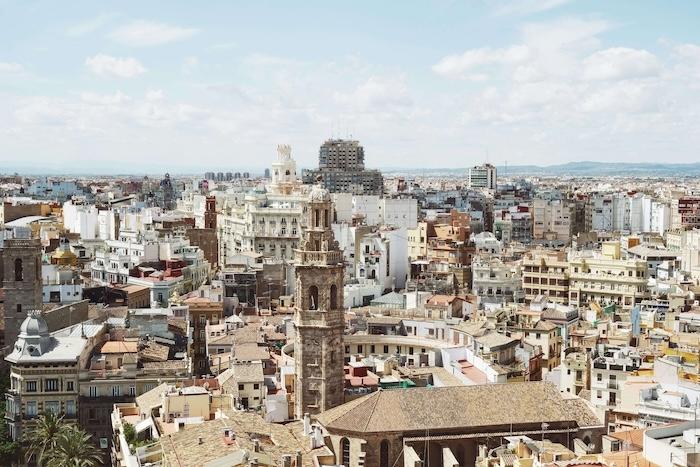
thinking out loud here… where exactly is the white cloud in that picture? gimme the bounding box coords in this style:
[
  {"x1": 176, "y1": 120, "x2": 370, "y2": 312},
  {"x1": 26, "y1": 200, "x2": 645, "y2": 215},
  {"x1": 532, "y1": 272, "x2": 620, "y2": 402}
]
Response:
[
  {"x1": 183, "y1": 56, "x2": 199, "y2": 73},
  {"x1": 85, "y1": 54, "x2": 146, "y2": 78},
  {"x1": 433, "y1": 45, "x2": 529, "y2": 78},
  {"x1": 334, "y1": 76, "x2": 413, "y2": 113},
  {"x1": 494, "y1": 0, "x2": 572, "y2": 16},
  {"x1": 66, "y1": 13, "x2": 116, "y2": 37},
  {"x1": 0, "y1": 62, "x2": 25, "y2": 73},
  {"x1": 583, "y1": 47, "x2": 660, "y2": 81},
  {"x1": 109, "y1": 20, "x2": 198, "y2": 46},
  {"x1": 209, "y1": 41, "x2": 237, "y2": 51},
  {"x1": 580, "y1": 81, "x2": 660, "y2": 113}
]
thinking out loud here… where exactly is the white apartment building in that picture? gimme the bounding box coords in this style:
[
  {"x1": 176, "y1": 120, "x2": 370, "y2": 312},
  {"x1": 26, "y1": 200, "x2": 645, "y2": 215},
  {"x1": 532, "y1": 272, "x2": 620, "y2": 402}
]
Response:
[
  {"x1": 471, "y1": 231, "x2": 501, "y2": 255},
  {"x1": 591, "y1": 192, "x2": 670, "y2": 234},
  {"x1": 90, "y1": 230, "x2": 210, "y2": 300},
  {"x1": 333, "y1": 193, "x2": 418, "y2": 229},
  {"x1": 467, "y1": 164, "x2": 497, "y2": 190},
  {"x1": 63, "y1": 200, "x2": 119, "y2": 241},
  {"x1": 42, "y1": 264, "x2": 83, "y2": 303},
  {"x1": 356, "y1": 227, "x2": 409, "y2": 291},
  {"x1": 471, "y1": 256, "x2": 523, "y2": 306},
  {"x1": 217, "y1": 149, "x2": 308, "y2": 265},
  {"x1": 590, "y1": 346, "x2": 642, "y2": 417}
]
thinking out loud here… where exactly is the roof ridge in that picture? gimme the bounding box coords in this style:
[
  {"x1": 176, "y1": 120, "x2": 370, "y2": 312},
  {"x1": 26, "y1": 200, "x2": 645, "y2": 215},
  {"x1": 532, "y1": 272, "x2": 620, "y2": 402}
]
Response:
[{"x1": 360, "y1": 388, "x2": 384, "y2": 432}]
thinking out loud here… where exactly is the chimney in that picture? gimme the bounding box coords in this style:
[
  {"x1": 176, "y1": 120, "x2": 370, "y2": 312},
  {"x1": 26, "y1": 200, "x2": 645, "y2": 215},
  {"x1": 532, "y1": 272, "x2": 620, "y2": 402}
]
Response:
[
  {"x1": 303, "y1": 413, "x2": 311, "y2": 435},
  {"x1": 281, "y1": 454, "x2": 292, "y2": 467}
]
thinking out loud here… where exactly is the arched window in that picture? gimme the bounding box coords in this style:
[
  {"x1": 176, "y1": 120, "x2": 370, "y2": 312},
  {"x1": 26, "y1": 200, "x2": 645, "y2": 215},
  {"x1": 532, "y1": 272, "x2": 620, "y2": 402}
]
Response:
[
  {"x1": 14, "y1": 258, "x2": 23, "y2": 282},
  {"x1": 340, "y1": 437, "x2": 350, "y2": 466},
  {"x1": 309, "y1": 285, "x2": 319, "y2": 310},
  {"x1": 380, "y1": 440, "x2": 390, "y2": 467},
  {"x1": 330, "y1": 284, "x2": 338, "y2": 310},
  {"x1": 285, "y1": 169, "x2": 290, "y2": 176},
  {"x1": 315, "y1": 209, "x2": 320, "y2": 228}
]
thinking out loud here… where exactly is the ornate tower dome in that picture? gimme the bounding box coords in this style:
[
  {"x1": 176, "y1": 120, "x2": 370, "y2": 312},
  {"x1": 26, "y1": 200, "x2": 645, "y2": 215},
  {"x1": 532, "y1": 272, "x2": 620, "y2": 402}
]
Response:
[{"x1": 14, "y1": 310, "x2": 52, "y2": 357}]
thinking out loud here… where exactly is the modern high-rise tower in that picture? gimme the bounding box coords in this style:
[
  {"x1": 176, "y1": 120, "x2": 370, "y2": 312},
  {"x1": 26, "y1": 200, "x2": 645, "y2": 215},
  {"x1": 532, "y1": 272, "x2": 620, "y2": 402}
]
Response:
[
  {"x1": 302, "y1": 139, "x2": 383, "y2": 195},
  {"x1": 293, "y1": 179, "x2": 345, "y2": 419}
]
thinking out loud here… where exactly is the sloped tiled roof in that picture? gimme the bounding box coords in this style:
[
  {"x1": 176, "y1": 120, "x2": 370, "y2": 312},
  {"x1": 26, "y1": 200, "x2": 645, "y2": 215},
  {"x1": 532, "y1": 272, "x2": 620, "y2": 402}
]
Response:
[{"x1": 316, "y1": 382, "x2": 602, "y2": 434}]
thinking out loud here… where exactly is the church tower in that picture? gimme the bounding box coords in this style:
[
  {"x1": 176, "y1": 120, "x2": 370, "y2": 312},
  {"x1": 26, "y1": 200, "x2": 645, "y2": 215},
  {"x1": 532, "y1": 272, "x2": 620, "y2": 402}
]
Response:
[
  {"x1": 270, "y1": 144, "x2": 300, "y2": 195},
  {"x1": 293, "y1": 179, "x2": 345, "y2": 419},
  {"x1": 0, "y1": 233, "x2": 43, "y2": 347}
]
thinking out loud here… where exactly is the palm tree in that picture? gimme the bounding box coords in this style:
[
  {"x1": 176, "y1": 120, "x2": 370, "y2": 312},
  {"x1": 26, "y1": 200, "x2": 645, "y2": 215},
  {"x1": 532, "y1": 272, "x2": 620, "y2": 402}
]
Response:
[
  {"x1": 45, "y1": 426, "x2": 103, "y2": 467},
  {"x1": 23, "y1": 411, "x2": 64, "y2": 465}
]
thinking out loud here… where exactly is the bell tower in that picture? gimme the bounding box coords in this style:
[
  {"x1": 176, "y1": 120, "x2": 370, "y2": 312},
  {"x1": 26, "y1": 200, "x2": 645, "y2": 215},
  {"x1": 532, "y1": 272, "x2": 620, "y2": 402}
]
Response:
[
  {"x1": 293, "y1": 179, "x2": 344, "y2": 419},
  {"x1": 0, "y1": 233, "x2": 43, "y2": 347}
]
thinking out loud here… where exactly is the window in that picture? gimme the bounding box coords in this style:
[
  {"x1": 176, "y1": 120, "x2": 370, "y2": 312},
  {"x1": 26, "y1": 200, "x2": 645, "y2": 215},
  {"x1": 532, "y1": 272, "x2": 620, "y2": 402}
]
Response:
[
  {"x1": 340, "y1": 438, "x2": 350, "y2": 466},
  {"x1": 14, "y1": 258, "x2": 23, "y2": 281},
  {"x1": 112, "y1": 386, "x2": 121, "y2": 397},
  {"x1": 199, "y1": 315, "x2": 206, "y2": 325},
  {"x1": 45, "y1": 401, "x2": 60, "y2": 415},
  {"x1": 89, "y1": 386, "x2": 98, "y2": 397},
  {"x1": 383, "y1": 345, "x2": 389, "y2": 354},
  {"x1": 597, "y1": 390, "x2": 602, "y2": 399},
  {"x1": 308, "y1": 285, "x2": 319, "y2": 310},
  {"x1": 357, "y1": 345, "x2": 363, "y2": 354},
  {"x1": 26, "y1": 381, "x2": 37, "y2": 392},
  {"x1": 238, "y1": 384, "x2": 244, "y2": 391},
  {"x1": 597, "y1": 373, "x2": 602, "y2": 382},
  {"x1": 253, "y1": 384, "x2": 259, "y2": 390},
  {"x1": 330, "y1": 284, "x2": 338, "y2": 309},
  {"x1": 45, "y1": 379, "x2": 59, "y2": 392},
  {"x1": 26, "y1": 401, "x2": 37, "y2": 418},
  {"x1": 129, "y1": 386, "x2": 136, "y2": 397},
  {"x1": 66, "y1": 400, "x2": 76, "y2": 416},
  {"x1": 380, "y1": 439, "x2": 390, "y2": 467},
  {"x1": 66, "y1": 381, "x2": 74, "y2": 392}
]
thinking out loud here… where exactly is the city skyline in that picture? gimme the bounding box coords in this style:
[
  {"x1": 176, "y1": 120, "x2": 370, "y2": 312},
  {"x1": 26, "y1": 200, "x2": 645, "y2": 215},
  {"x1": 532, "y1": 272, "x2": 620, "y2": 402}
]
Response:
[{"x1": 2, "y1": 1, "x2": 700, "y2": 172}]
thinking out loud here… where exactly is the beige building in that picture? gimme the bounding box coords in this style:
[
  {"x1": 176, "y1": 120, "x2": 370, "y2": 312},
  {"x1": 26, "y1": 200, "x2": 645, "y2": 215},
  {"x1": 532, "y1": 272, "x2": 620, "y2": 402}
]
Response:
[
  {"x1": 407, "y1": 221, "x2": 430, "y2": 261},
  {"x1": 5, "y1": 311, "x2": 104, "y2": 441},
  {"x1": 533, "y1": 198, "x2": 573, "y2": 243},
  {"x1": 568, "y1": 242, "x2": 648, "y2": 310},
  {"x1": 218, "y1": 361, "x2": 266, "y2": 410},
  {"x1": 521, "y1": 250, "x2": 570, "y2": 304}
]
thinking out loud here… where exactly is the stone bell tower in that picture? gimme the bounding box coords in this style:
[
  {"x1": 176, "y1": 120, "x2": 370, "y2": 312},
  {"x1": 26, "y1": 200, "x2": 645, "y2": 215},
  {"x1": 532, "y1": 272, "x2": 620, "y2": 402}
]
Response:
[{"x1": 293, "y1": 179, "x2": 345, "y2": 419}]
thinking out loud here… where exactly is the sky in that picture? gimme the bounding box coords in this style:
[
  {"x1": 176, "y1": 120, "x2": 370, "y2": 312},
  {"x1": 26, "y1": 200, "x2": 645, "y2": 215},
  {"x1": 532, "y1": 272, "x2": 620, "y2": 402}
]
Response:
[{"x1": 1, "y1": 0, "x2": 700, "y2": 173}]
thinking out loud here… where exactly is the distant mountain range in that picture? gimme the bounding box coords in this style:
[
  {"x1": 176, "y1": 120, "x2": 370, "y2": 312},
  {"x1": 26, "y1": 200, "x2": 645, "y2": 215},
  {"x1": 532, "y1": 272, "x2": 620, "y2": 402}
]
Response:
[
  {"x1": 3, "y1": 160, "x2": 700, "y2": 177},
  {"x1": 382, "y1": 161, "x2": 700, "y2": 177}
]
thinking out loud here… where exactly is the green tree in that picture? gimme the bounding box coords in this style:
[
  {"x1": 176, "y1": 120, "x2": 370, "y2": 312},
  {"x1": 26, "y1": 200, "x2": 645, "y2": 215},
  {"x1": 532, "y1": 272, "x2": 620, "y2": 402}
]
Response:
[
  {"x1": 23, "y1": 411, "x2": 64, "y2": 466},
  {"x1": 45, "y1": 426, "x2": 103, "y2": 467},
  {"x1": 0, "y1": 401, "x2": 20, "y2": 464}
]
